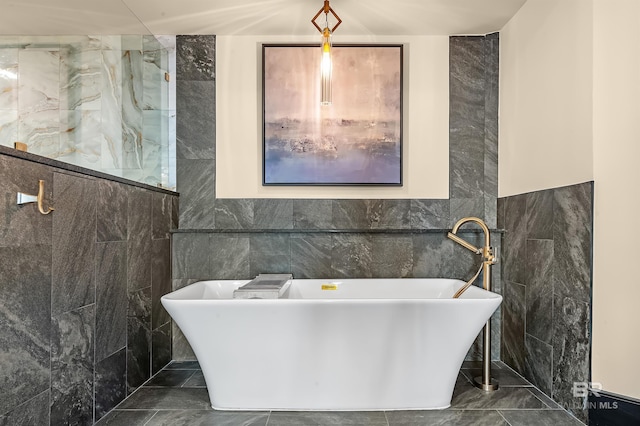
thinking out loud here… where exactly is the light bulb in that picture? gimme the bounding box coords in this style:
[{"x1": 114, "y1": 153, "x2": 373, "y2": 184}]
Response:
[{"x1": 320, "y1": 27, "x2": 332, "y2": 106}]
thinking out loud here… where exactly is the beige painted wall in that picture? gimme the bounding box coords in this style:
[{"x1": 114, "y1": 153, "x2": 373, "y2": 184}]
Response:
[
  {"x1": 592, "y1": 0, "x2": 640, "y2": 400},
  {"x1": 499, "y1": 0, "x2": 594, "y2": 197},
  {"x1": 500, "y1": 0, "x2": 640, "y2": 400},
  {"x1": 216, "y1": 35, "x2": 450, "y2": 199}
]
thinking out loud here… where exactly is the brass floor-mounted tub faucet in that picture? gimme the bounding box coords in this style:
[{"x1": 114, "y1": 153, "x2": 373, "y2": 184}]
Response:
[{"x1": 448, "y1": 217, "x2": 498, "y2": 392}]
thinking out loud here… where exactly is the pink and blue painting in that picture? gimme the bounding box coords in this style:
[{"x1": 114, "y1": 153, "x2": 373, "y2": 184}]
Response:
[{"x1": 262, "y1": 44, "x2": 402, "y2": 185}]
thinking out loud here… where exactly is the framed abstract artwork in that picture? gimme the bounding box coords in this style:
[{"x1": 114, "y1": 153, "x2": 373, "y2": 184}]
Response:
[{"x1": 262, "y1": 44, "x2": 403, "y2": 186}]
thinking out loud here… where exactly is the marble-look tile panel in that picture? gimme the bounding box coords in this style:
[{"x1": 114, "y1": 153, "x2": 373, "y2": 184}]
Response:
[
  {"x1": 60, "y1": 41, "x2": 102, "y2": 110},
  {"x1": 152, "y1": 322, "x2": 172, "y2": 375},
  {"x1": 50, "y1": 304, "x2": 95, "y2": 426},
  {"x1": 484, "y1": 195, "x2": 497, "y2": 229},
  {"x1": 142, "y1": 39, "x2": 169, "y2": 111},
  {"x1": 147, "y1": 410, "x2": 269, "y2": 426},
  {"x1": 172, "y1": 233, "x2": 211, "y2": 279},
  {"x1": 0, "y1": 390, "x2": 50, "y2": 426},
  {"x1": 176, "y1": 35, "x2": 216, "y2": 81},
  {"x1": 502, "y1": 281, "x2": 526, "y2": 375},
  {"x1": 526, "y1": 189, "x2": 554, "y2": 239},
  {"x1": 553, "y1": 182, "x2": 593, "y2": 303},
  {"x1": 370, "y1": 199, "x2": 411, "y2": 229},
  {"x1": 95, "y1": 347, "x2": 127, "y2": 422},
  {"x1": 101, "y1": 48, "x2": 124, "y2": 170},
  {"x1": 128, "y1": 286, "x2": 152, "y2": 393},
  {"x1": 0, "y1": 245, "x2": 51, "y2": 415},
  {"x1": 483, "y1": 35, "x2": 499, "y2": 202},
  {"x1": 135, "y1": 110, "x2": 165, "y2": 185},
  {"x1": 95, "y1": 241, "x2": 128, "y2": 361},
  {"x1": 176, "y1": 80, "x2": 215, "y2": 160},
  {"x1": 370, "y1": 235, "x2": 413, "y2": 277},
  {"x1": 171, "y1": 194, "x2": 179, "y2": 229},
  {"x1": 249, "y1": 233, "x2": 291, "y2": 277},
  {"x1": 0, "y1": 155, "x2": 53, "y2": 246},
  {"x1": 332, "y1": 200, "x2": 369, "y2": 229},
  {"x1": 449, "y1": 198, "x2": 485, "y2": 227},
  {"x1": 118, "y1": 387, "x2": 212, "y2": 410},
  {"x1": 172, "y1": 279, "x2": 199, "y2": 291},
  {"x1": 386, "y1": 410, "x2": 507, "y2": 426},
  {"x1": 552, "y1": 294, "x2": 590, "y2": 423},
  {"x1": 214, "y1": 198, "x2": 253, "y2": 229},
  {"x1": 0, "y1": 48, "x2": 18, "y2": 110},
  {"x1": 152, "y1": 238, "x2": 171, "y2": 329},
  {"x1": 410, "y1": 199, "x2": 450, "y2": 229},
  {"x1": 121, "y1": 36, "x2": 143, "y2": 51},
  {"x1": 525, "y1": 239, "x2": 554, "y2": 344},
  {"x1": 19, "y1": 110, "x2": 61, "y2": 157},
  {"x1": 502, "y1": 194, "x2": 527, "y2": 285},
  {"x1": 177, "y1": 159, "x2": 216, "y2": 228},
  {"x1": 411, "y1": 233, "x2": 456, "y2": 278},
  {"x1": 291, "y1": 234, "x2": 332, "y2": 279},
  {"x1": 17, "y1": 49, "x2": 61, "y2": 156},
  {"x1": 97, "y1": 180, "x2": 128, "y2": 242},
  {"x1": 52, "y1": 172, "x2": 96, "y2": 316},
  {"x1": 152, "y1": 192, "x2": 172, "y2": 240},
  {"x1": 172, "y1": 322, "x2": 196, "y2": 361},
  {"x1": 254, "y1": 199, "x2": 293, "y2": 229},
  {"x1": 121, "y1": 49, "x2": 144, "y2": 170},
  {"x1": 210, "y1": 234, "x2": 251, "y2": 280},
  {"x1": 0, "y1": 110, "x2": 17, "y2": 147},
  {"x1": 128, "y1": 187, "x2": 152, "y2": 291},
  {"x1": 331, "y1": 234, "x2": 372, "y2": 278},
  {"x1": 524, "y1": 334, "x2": 553, "y2": 396},
  {"x1": 449, "y1": 37, "x2": 485, "y2": 199},
  {"x1": 497, "y1": 197, "x2": 505, "y2": 230},
  {"x1": 268, "y1": 411, "x2": 387, "y2": 426},
  {"x1": 293, "y1": 199, "x2": 333, "y2": 229}
]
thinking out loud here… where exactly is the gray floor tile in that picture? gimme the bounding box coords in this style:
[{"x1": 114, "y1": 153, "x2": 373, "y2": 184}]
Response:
[
  {"x1": 95, "y1": 409, "x2": 157, "y2": 425},
  {"x1": 145, "y1": 369, "x2": 196, "y2": 387},
  {"x1": 461, "y1": 366, "x2": 529, "y2": 386},
  {"x1": 117, "y1": 388, "x2": 211, "y2": 410},
  {"x1": 386, "y1": 409, "x2": 508, "y2": 426},
  {"x1": 451, "y1": 386, "x2": 547, "y2": 410},
  {"x1": 499, "y1": 409, "x2": 585, "y2": 425},
  {"x1": 266, "y1": 411, "x2": 387, "y2": 425},
  {"x1": 164, "y1": 360, "x2": 200, "y2": 369},
  {"x1": 527, "y1": 387, "x2": 563, "y2": 409},
  {"x1": 146, "y1": 410, "x2": 269, "y2": 426},
  {"x1": 183, "y1": 370, "x2": 207, "y2": 387}
]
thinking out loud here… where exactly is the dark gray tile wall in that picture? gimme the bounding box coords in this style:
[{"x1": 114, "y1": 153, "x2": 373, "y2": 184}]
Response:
[
  {"x1": 0, "y1": 152, "x2": 178, "y2": 425},
  {"x1": 172, "y1": 34, "x2": 502, "y2": 361},
  {"x1": 498, "y1": 181, "x2": 593, "y2": 423}
]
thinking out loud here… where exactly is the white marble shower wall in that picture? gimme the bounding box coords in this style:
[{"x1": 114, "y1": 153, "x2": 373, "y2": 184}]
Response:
[{"x1": 0, "y1": 35, "x2": 176, "y2": 189}]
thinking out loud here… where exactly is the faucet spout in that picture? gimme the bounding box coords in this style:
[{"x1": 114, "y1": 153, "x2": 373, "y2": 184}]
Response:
[{"x1": 446, "y1": 232, "x2": 480, "y2": 254}]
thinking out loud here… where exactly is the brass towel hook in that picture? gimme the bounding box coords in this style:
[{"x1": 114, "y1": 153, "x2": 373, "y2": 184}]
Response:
[{"x1": 16, "y1": 180, "x2": 54, "y2": 215}]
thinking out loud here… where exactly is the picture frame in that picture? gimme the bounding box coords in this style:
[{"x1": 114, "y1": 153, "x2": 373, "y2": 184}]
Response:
[{"x1": 262, "y1": 44, "x2": 403, "y2": 186}]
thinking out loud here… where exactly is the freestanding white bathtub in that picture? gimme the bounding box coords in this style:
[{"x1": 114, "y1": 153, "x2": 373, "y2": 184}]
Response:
[{"x1": 161, "y1": 278, "x2": 502, "y2": 411}]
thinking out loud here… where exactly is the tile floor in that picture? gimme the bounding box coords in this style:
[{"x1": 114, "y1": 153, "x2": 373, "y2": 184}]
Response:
[{"x1": 96, "y1": 361, "x2": 585, "y2": 425}]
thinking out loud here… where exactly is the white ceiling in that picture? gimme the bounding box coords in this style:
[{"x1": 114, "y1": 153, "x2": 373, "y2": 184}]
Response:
[{"x1": 0, "y1": 0, "x2": 527, "y2": 36}]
